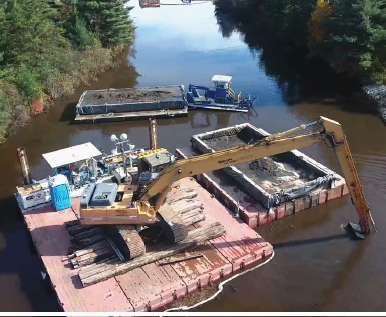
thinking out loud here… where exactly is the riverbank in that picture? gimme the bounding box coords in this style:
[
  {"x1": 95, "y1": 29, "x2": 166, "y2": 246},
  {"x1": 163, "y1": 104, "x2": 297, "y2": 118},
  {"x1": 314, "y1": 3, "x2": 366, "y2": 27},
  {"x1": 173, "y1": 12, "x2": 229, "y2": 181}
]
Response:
[
  {"x1": 363, "y1": 85, "x2": 386, "y2": 125},
  {"x1": 0, "y1": 0, "x2": 135, "y2": 144},
  {"x1": 0, "y1": 44, "x2": 128, "y2": 143}
]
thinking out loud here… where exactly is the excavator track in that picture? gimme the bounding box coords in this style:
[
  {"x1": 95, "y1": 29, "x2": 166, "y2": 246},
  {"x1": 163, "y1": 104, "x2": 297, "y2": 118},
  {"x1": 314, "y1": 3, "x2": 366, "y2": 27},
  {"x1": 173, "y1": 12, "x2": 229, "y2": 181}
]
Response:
[
  {"x1": 105, "y1": 225, "x2": 145, "y2": 260},
  {"x1": 157, "y1": 204, "x2": 188, "y2": 243}
]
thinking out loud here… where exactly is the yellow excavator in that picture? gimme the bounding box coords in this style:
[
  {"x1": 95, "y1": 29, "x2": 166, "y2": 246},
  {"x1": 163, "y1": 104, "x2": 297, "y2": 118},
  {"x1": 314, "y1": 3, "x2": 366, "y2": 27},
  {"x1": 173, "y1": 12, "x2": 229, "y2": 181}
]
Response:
[{"x1": 79, "y1": 116, "x2": 376, "y2": 249}]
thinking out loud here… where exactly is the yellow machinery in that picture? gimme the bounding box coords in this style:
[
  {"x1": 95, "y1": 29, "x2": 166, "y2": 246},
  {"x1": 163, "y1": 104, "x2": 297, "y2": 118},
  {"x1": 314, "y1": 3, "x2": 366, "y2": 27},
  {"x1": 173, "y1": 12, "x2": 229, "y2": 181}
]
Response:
[{"x1": 80, "y1": 116, "x2": 375, "y2": 237}]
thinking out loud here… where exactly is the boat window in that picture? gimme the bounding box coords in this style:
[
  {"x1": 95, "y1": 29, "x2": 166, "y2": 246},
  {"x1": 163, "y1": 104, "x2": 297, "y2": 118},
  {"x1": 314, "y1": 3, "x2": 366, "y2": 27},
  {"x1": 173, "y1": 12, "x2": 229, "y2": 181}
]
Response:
[{"x1": 214, "y1": 81, "x2": 228, "y2": 89}]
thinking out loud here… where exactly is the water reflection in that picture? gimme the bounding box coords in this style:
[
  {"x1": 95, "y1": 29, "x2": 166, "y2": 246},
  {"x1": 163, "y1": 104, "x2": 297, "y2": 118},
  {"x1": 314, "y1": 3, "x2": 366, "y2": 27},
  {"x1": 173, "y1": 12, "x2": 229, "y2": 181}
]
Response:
[{"x1": 213, "y1": 0, "x2": 375, "y2": 113}]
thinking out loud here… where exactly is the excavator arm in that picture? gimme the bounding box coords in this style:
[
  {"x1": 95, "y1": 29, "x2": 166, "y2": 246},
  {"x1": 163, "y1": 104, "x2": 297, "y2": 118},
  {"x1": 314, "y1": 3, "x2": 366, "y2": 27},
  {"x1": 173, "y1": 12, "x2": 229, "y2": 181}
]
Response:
[{"x1": 138, "y1": 116, "x2": 375, "y2": 235}]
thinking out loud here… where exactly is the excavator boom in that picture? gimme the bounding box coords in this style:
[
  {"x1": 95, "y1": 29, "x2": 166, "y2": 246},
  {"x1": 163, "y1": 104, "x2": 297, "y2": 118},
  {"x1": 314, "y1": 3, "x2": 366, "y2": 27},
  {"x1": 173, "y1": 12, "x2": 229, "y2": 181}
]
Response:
[{"x1": 138, "y1": 116, "x2": 374, "y2": 235}]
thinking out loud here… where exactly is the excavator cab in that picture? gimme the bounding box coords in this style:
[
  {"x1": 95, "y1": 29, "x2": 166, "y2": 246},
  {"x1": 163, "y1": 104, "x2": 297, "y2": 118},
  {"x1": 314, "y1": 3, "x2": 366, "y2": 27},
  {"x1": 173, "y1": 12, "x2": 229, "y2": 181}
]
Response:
[{"x1": 135, "y1": 150, "x2": 176, "y2": 199}]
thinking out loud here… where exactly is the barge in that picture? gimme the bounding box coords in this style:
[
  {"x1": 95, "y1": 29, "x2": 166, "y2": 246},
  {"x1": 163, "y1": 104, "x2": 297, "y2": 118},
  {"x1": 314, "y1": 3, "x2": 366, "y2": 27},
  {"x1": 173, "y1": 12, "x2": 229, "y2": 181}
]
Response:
[
  {"x1": 74, "y1": 85, "x2": 188, "y2": 123},
  {"x1": 15, "y1": 117, "x2": 373, "y2": 312},
  {"x1": 190, "y1": 123, "x2": 342, "y2": 209}
]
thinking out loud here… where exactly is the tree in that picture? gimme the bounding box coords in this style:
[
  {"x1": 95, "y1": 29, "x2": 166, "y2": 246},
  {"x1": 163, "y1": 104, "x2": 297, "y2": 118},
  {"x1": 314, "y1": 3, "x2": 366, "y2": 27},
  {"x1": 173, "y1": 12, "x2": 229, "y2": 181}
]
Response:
[
  {"x1": 76, "y1": 0, "x2": 134, "y2": 47},
  {"x1": 0, "y1": 0, "x2": 69, "y2": 68},
  {"x1": 320, "y1": 0, "x2": 386, "y2": 81},
  {"x1": 308, "y1": 0, "x2": 331, "y2": 51},
  {"x1": 264, "y1": 0, "x2": 317, "y2": 47}
]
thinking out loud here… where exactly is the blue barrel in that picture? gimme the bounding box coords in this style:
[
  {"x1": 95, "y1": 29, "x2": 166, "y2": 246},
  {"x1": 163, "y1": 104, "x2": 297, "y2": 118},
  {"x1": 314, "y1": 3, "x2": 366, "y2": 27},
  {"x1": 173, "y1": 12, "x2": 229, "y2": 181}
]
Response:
[{"x1": 49, "y1": 174, "x2": 71, "y2": 211}]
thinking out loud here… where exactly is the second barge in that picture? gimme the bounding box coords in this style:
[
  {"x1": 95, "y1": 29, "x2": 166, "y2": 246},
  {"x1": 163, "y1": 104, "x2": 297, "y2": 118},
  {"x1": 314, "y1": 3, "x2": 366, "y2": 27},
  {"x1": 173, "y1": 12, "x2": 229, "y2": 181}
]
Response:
[{"x1": 74, "y1": 85, "x2": 188, "y2": 123}]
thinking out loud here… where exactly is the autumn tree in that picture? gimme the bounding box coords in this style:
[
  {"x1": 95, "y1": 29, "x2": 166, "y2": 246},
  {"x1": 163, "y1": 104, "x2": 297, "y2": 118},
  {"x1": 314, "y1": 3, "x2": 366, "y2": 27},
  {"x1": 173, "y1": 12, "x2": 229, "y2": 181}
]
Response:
[{"x1": 308, "y1": 0, "x2": 331, "y2": 51}]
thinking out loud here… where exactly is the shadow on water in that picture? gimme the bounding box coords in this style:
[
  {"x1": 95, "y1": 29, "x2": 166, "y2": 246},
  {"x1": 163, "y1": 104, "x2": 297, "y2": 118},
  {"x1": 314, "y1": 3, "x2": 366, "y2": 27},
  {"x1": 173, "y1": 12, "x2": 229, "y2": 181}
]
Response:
[
  {"x1": 57, "y1": 48, "x2": 141, "y2": 124},
  {"x1": 272, "y1": 233, "x2": 351, "y2": 250},
  {"x1": 213, "y1": 0, "x2": 377, "y2": 115},
  {"x1": 60, "y1": 102, "x2": 78, "y2": 123},
  {"x1": 0, "y1": 196, "x2": 61, "y2": 312}
]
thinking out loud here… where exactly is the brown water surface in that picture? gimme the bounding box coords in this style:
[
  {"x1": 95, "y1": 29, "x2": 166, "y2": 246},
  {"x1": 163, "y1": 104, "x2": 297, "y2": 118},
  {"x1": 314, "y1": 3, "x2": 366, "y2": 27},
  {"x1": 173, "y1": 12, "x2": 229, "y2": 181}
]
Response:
[{"x1": 0, "y1": 0, "x2": 385, "y2": 312}]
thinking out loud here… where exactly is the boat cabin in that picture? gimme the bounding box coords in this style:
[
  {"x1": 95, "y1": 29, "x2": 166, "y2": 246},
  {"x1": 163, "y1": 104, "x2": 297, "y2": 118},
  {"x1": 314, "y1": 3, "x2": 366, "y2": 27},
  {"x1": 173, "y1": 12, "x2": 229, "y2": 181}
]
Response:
[{"x1": 212, "y1": 75, "x2": 232, "y2": 90}]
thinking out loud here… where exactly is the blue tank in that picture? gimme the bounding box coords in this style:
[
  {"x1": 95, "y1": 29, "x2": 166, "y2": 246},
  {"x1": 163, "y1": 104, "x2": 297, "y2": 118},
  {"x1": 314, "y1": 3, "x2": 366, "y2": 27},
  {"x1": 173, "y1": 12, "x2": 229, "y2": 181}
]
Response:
[{"x1": 49, "y1": 174, "x2": 71, "y2": 211}]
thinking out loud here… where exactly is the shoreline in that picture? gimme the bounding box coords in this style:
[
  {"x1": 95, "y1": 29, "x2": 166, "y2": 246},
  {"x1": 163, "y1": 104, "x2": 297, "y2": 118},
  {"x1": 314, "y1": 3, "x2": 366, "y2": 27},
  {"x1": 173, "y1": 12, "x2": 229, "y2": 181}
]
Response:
[
  {"x1": 363, "y1": 85, "x2": 386, "y2": 125},
  {"x1": 0, "y1": 43, "x2": 133, "y2": 145}
]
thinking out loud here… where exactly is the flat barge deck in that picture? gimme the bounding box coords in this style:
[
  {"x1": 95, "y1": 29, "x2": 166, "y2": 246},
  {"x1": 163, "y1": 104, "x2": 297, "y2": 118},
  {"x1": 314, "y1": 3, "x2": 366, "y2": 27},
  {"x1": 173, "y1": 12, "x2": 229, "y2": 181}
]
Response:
[
  {"x1": 23, "y1": 177, "x2": 273, "y2": 312},
  {"x1": 74, "y1": 86, "x2": 188, "y2": 123}
]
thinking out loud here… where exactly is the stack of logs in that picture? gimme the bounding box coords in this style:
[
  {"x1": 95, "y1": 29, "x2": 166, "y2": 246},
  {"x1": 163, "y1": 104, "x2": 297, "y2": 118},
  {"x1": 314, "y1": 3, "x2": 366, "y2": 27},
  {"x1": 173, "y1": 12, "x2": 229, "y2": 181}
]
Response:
[
  {"x1": 65, "y1": 187, "x2": 226, "y2": 287},
  {"x1": 66, "y1": 221, "x2": 119, "y2": 269}
]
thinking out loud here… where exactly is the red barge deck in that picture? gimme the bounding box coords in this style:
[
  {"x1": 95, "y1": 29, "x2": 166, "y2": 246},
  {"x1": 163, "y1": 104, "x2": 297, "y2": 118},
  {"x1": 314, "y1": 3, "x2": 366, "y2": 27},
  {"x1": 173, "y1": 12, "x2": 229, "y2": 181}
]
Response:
[{"x1": 23, "y1": 177, "x2": 274, "y2": 312}]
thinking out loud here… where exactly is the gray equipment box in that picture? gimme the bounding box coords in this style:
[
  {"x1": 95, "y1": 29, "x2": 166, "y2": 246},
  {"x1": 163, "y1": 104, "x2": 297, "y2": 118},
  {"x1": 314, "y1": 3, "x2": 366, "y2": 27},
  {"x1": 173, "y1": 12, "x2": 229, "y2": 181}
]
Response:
[
  {"x1": 80, "y1": 183, "x2": 96, "y2": 208},
  {"x1": 89, "y1": 183, "x2": 118, "y2": 207}
]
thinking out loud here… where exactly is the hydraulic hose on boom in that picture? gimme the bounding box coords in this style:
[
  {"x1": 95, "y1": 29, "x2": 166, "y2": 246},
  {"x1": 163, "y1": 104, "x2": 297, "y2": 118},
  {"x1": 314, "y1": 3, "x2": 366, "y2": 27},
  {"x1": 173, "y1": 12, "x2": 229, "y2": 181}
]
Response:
[{"x1": 137, "y1": 116, "x2": 375, "y2": 236}]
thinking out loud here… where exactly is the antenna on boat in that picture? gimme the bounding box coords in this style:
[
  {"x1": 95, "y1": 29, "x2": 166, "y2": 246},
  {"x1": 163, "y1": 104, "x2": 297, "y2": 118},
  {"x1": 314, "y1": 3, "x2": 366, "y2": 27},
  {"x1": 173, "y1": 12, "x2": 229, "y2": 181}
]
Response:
[{"x1": 110, "y1": 132, "x2": 133, "y2": 182}]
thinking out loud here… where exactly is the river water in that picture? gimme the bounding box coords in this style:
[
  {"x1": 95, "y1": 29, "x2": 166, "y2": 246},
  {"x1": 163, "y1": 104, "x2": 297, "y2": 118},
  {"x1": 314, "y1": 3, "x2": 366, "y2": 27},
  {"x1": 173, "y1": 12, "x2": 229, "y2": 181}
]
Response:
[{"x1": 1, "y1": 0, "x2": 386, "y2": 312}]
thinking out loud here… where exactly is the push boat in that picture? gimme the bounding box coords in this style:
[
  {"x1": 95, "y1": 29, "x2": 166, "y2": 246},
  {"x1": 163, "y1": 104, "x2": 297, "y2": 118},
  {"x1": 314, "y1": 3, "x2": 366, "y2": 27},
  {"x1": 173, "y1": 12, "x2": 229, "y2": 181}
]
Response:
[{"x1": 186, "y1": 75, "x2": 257, "y2": 112}]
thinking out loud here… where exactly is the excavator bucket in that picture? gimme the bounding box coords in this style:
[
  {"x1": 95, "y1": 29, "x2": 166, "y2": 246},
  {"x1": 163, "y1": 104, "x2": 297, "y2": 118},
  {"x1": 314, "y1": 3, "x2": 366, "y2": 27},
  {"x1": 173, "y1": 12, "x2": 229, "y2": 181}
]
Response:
[{"x1": 345, "y1": 222, "x2": 365, "y2": 240}]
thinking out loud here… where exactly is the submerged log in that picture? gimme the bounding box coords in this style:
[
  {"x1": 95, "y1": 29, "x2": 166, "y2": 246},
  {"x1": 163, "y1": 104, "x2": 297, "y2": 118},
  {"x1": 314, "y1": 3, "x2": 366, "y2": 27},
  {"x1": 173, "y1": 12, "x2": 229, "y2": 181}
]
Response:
[{"x1": 80, "y1": 222, "x2": 226, "y2": 287}]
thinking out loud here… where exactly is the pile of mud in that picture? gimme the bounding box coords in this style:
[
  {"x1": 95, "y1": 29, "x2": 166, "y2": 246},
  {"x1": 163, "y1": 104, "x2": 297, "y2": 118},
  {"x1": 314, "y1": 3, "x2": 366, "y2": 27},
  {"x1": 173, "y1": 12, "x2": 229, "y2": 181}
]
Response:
[
  {"x1": 204, "y1": 133, "x2": 314, "y2": 194},
  {"x1": 92, "y1": 90, "x2": 178, "y2": 103}
]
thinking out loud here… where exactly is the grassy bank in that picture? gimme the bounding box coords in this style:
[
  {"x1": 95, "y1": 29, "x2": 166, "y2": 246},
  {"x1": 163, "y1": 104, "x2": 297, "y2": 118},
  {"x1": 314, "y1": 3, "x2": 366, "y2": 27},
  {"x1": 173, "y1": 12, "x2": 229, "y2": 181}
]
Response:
[{"x1": 0, "y1": 0, "x2": 135, "y2": 143}]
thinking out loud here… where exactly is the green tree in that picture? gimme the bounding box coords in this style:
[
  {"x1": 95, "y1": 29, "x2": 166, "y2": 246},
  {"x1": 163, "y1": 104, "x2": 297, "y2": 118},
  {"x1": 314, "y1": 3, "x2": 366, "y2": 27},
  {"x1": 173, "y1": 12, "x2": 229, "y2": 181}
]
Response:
[
  {"x1": 76, "y1": 0, "x2": 134, "y2": 47},
  {"x1": 0, "y1": 0, "x2": 68, "y2": 67},
  {"x1": 264, "y1": 0, "x2": 317, "y2": 47},
  {"x1": 320, "y1": 0, "x2": 386, "y2": 81}
]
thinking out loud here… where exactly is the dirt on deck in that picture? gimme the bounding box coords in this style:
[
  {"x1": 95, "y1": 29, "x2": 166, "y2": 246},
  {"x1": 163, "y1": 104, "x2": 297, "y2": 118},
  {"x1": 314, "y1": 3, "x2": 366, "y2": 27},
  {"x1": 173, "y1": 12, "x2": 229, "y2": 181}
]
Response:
[
  {"x1": 203, "y1": 134, "x2": 312, "y2": 194},
  {"x1": 92, "y1": 90, "x2": 178, "y2": 103}
]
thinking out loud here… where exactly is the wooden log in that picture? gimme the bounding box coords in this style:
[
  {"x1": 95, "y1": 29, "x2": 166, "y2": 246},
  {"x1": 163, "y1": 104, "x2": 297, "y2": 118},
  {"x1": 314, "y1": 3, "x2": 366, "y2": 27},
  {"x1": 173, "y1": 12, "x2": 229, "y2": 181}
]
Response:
[
  {"x1": 78, "y1": 257, "x2": 122, "y2": 280},
  {"x1": 169, "y1": 198, "x2": 196, "y2": 208},
  {"x1": 80, "y1": 222, "x2": 225, "y2": 287},
  {"x1": 158, "y1": 253, "x2": 203, "y2": 265},
  {"x1": 79, "y1": 255, "x2": 119, "y2": 272},
  {"x1": 166, "y1": 189, "x2": 197, "y2": 204},
  {"x1": 67, "y1": 224, "x2": 98, "y2": 236},
  {"x1": 171, "y1": 201, "x2": 203, "y2": 214},
  {"x1": 70, "y1": 227, "x2": 103, "y2": 242},
  {"x1": 72, "y1": 234, "x2": 106, "y2": 251},
  {"x1": 71, "y1": 247, "x2": 116, "y2": 268},
  {"x1": 68, "y1": 240, "x2": 110, "y2": 259},
  {"x1": 180, "y1": 209, "x2": 205, "y2": 226},
  {"x1": 65, "y1": 219, "x2": 80, "y2": 228},
  {"x1": 73, "y1": 246, "x2": 112, "y2": 263}
]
